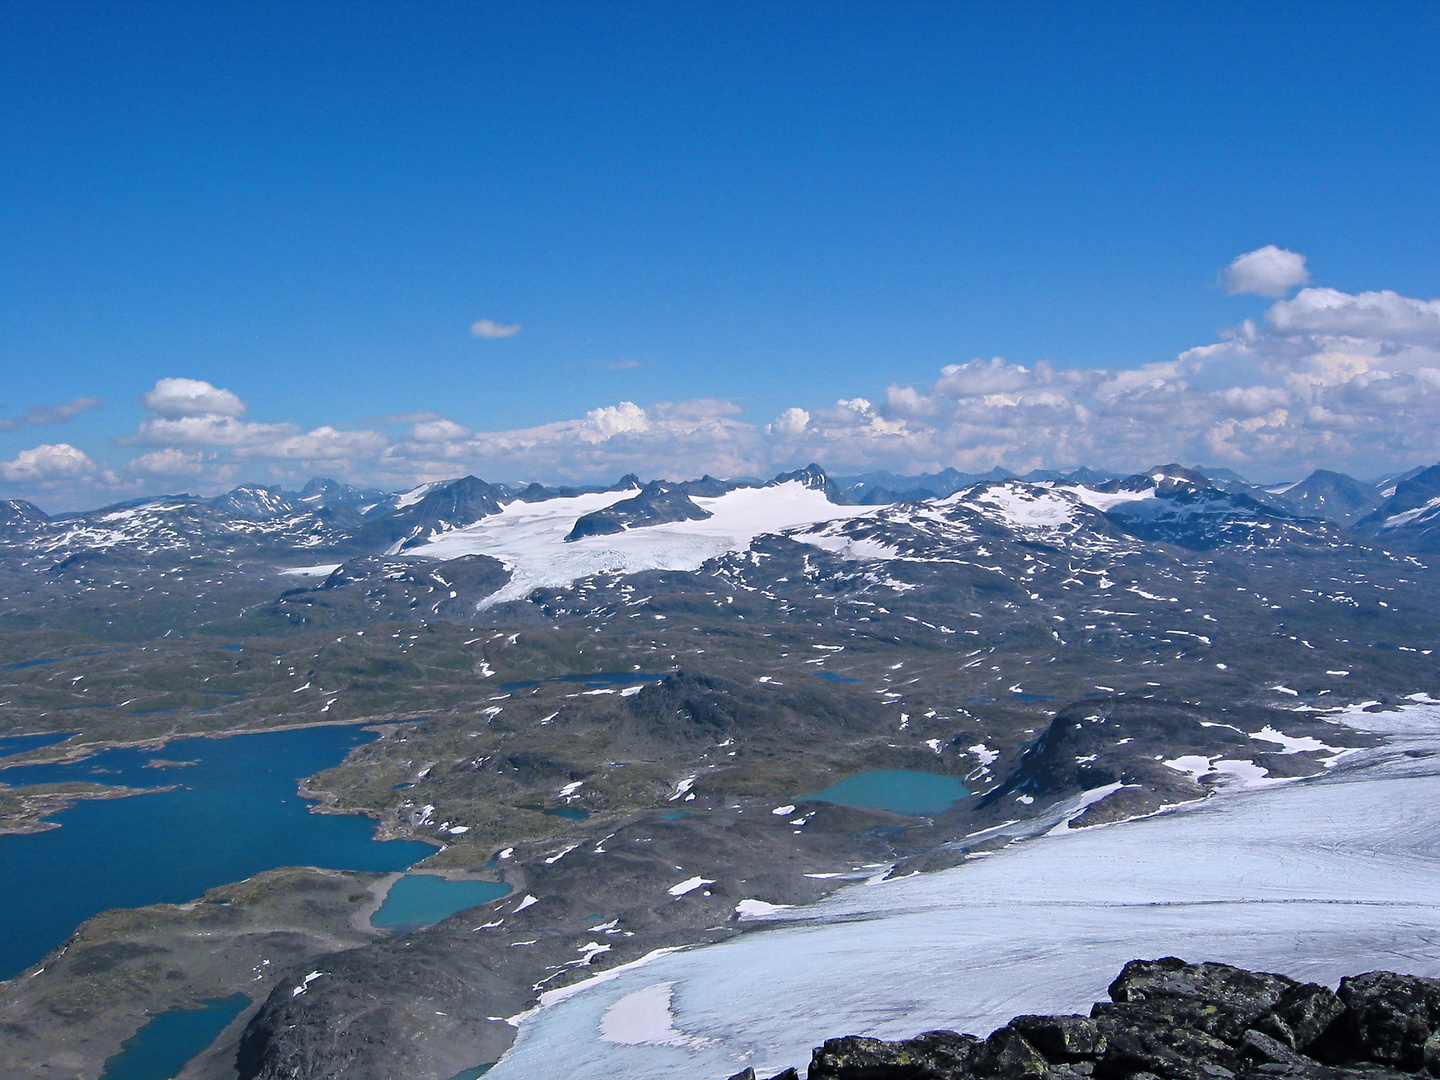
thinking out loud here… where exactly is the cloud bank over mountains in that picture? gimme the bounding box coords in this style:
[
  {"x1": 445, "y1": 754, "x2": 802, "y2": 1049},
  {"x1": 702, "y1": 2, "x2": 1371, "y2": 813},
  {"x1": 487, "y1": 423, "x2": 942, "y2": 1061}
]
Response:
[{"x1": 6, "y1": 249, "x2": 1440, "y2": 508}]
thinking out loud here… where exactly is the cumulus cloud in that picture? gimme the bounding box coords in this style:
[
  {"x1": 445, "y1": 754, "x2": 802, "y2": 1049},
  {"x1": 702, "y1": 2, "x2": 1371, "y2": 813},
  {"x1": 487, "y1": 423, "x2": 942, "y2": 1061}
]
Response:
[
  {"x1": 1266, "y1": 288, "x2": 1440, "y2": 344},
  {"x1": 471, "y1": 319, "x2": 522, "y2": 339},
  {"x1": 140, "y1": 377, "x2": 247, "y2": 419},
  {"x1": 125, "y1": 448, "x2": 218, "y2": 479},
  {"x1": 11, "y1": 261, "x2": 1440, "y2": 507},
  {"x1": 409, "y1": 418, "x2": 473, "y2": 442},
  {"x1": 0, "y1": 443, "x2": 97, "y2": 483},
  {"x1": 235, "y1": 426, "x2": 391, "y2": 462},
  {"x1": 1225, "y1": 245, "x2": 1311, "y2": 297},
  {"x1": 759, "y1": 278, "x2": 1440, "y2": 479},
  {"x1": 582, "y1": 401, "x2": 650, "y2": 442},
  {"x1": 768, "y1": 407, "x2": 810, "y2": 435},
  {"x1": 132, "y1": 415, "x2": 298, "y2": 448}
]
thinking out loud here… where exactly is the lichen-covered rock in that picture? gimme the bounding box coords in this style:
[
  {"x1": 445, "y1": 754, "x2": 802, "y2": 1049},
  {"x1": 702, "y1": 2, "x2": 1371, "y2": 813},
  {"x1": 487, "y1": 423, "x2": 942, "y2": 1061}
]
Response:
[
  {"x1": 1263, "y1": 984, "x2": 1348, "y2": 1052},
  {"x1": 1103, "y1": 958, "x2": 1298, "y2": 1044},
  {"x1": 973, "y1": 1026, "x2": 1051, "y2": 1080},
  {"x1": 808, "y1": 1029, "x2": 981, "y2": 1078}
]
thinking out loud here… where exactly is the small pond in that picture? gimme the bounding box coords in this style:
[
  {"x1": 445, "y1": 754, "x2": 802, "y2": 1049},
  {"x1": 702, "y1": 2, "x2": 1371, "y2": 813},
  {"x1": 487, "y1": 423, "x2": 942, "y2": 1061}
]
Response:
[
  {"x1": 371, "y1": 874, "x2": 512, "y2": 932},
  {"x1": 801, "y1": 769, "x2": 972, "y2": 816},
  {"x1": 99, "y1": 994, "x2": 250, "y2": 1080},
  {"x1": 813, "y1": 672, "x2": 862, "y2": 684}
]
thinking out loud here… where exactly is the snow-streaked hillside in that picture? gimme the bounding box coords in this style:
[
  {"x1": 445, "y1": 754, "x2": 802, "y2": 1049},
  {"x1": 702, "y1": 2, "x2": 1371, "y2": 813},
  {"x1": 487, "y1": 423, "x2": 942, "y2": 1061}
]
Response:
[
  {"x1": 413, "y1": 481, "x2": 880, "y2": 606},
  {"x1": 487, "y1": 700, "x2": 1440, "y2": 1080}
]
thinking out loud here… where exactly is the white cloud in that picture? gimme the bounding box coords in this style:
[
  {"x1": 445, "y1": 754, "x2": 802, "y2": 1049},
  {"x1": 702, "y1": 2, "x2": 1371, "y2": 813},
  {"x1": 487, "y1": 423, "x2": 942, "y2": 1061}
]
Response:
[
  {"x1": 13, "y1": 264, "x2": 1440, "y2": 506},
  {"x1": 471, "y1": 319, "x2": 522, "y2": 339},
  {"x1": 1266, "y1": 287, "x2": 1440, "y2": 344},
  {"x1": 235, "y1": 426, "x2": 391, "y2": 461},
  {"x1": 140, "y1": 377, "x2": 247, "y2": 419},
  {"x1": 125, "y1": 448, "x2": 217, "y2": 478},
  {"x1": 132, "y1": 415, "x2": 298, "y2": 447},
  {"x1": 1225, "y1": 245, "x2": 1311, "y2": 297},
  {"x1": 768, "y1": 407, "x2": 810, "y2": 435},
  {"x1": 582, "y1": 402, "x2": 651, "y2": 442},
  {"x1": 0, "y1": 443, "x2": 97, "y2": 482},
  {"x1": 410, "y1": 418, "x2": 473, "y2": 442}
]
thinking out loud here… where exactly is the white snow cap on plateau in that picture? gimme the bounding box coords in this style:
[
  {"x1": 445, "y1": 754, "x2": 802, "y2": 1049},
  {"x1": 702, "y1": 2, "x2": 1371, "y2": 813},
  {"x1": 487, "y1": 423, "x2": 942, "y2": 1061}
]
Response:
[
  {"x1": 487, "y1": 700, "x2": 1440, "y2": 1080},
  {"x1": 412, "y1": 482, "x2": 878, "y2": 606},
  {"x1": 959, "y1": 483, "x2": 1080, "y2": 528}
]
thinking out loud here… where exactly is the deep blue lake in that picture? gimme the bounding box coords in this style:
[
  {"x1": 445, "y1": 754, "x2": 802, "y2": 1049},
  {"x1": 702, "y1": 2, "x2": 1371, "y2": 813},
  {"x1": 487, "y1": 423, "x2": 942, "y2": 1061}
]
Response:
[
  {"x1": 801, "y1": 769, "x2": 973, "y2": 816},
  {"x1": 0, "y1": 724, "x2": 433, "y2": 979},
  {"x1": 0, "y1": 731, "x2": 75, "y2": 758}
]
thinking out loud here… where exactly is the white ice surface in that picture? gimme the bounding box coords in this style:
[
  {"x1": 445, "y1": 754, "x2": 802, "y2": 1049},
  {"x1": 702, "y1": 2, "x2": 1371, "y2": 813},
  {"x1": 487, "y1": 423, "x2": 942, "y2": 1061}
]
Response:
[
  {"x1": 1057, "y1": 485, "x2": 1158, "y2": 513},
  {"x1": 412, "y1": 483, "x2": 878, "y2": 607},
  {"x1": 279, "y1": 563, "x2": 341, "y2": 577},
  {"x1": 489, "y1": 701, "x2": 1440, "y2": 1080},
  {"x1": 963, "y1": 484, "x2": 1080, "y2": 528}
]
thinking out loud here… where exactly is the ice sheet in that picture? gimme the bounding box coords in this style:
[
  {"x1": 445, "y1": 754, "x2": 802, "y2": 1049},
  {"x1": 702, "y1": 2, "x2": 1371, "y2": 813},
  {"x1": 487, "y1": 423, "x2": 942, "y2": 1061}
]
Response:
[{"x1": 488, "y1": 702, "x2": 1440, "y2": 1080}]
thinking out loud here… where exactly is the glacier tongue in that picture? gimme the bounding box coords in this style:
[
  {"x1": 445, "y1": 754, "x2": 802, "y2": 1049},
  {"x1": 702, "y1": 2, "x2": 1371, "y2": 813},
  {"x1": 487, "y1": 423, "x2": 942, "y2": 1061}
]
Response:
[{"x1": 488, "y1": 702, "x2": 1440, "y2": 1080}]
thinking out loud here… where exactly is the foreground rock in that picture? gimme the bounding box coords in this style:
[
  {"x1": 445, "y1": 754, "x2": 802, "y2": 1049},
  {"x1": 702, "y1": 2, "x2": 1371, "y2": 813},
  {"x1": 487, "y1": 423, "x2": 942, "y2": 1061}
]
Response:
[{"x1": 726, "y1": 958, "x2": 1440, "y2": 1080}]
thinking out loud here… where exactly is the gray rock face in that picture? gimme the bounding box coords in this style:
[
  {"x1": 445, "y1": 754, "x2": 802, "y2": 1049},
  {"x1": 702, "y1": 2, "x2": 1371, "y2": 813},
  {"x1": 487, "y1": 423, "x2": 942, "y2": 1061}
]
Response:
[
  {"x1": 0, "y1": 499, "x2": 48, "y2": 527},
  {"x1": 209, "y1": 484, "x2": 305, "y2": 520},
  {"x1": 732, "y1": 959, "x2": 1440, "y2": 1080},
  {"x1": 1274, "y1": 471, "x2": 1382, "y2": 527},
  {"x1": 565, "y1": 481, "x2": 713, "y2": 540}
]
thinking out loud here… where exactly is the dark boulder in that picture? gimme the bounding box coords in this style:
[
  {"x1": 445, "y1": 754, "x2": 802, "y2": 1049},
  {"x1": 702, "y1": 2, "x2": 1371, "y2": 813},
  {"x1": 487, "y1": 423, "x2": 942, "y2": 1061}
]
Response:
[
  {"x1": 809, "y1": 1030, "x2": 981, "y2": 1078},
  {"x1": 716, "y1": 960, "x2": 1440, "y2": 1080},
  {"x1": 1339, "y1": 972, "x2": 1440, "y2": 1070}
]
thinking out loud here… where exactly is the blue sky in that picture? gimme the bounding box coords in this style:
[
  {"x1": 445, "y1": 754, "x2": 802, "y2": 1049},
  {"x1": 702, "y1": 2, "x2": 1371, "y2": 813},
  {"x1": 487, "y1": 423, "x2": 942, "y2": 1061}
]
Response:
[{"x1": 3, "y1": 2, "x2": 1440, "y2": 507}]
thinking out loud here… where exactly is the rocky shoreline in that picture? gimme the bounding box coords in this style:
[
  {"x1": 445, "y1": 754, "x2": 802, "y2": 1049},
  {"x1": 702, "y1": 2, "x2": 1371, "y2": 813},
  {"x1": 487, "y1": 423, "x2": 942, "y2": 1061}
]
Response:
[{"x1": 726, "y1": 958, "x2": 1440, "y2": 1080}]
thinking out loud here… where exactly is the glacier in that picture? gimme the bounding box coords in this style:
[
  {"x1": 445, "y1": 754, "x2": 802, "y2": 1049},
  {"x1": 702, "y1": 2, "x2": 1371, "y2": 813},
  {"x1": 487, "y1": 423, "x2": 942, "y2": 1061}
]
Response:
[
  {"x1": 413, "y1": 481, "x2": 879, "y2": 606},
  {"x1": 486, "y1": 700, "x2": 1440, "y2": 1080}
]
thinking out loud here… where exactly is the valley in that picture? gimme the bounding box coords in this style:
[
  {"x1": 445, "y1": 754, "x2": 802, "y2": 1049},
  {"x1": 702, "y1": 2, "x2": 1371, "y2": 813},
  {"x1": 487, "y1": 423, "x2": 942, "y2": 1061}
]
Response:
[{"x1": 0, "y1": 462, "x2": 1437, "y2": 1080}]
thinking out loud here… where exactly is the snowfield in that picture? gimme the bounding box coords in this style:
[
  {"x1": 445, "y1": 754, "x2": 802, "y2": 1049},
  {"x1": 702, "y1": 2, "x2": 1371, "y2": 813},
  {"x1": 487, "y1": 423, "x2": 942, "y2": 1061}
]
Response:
[
  {"x1": 488, "y1": 700, "x2": 1440, "y2": 1080},
  {"x1": 412, "y1": 482, "x2": 879, "y2": 607}
]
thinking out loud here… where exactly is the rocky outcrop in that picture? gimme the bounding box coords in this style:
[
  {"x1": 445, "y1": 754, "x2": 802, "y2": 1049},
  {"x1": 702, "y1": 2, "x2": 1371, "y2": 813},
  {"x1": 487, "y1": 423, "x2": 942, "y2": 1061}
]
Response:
[
  {"x1": 565, "y1": 481, "x2": 712, "y2": 540},
  {"x1": 0, "y1": 499, "x2": 49, "y2": 527},
  {"x1": 724, "y1": 958, "x2": 1440, "y2": 1080}
]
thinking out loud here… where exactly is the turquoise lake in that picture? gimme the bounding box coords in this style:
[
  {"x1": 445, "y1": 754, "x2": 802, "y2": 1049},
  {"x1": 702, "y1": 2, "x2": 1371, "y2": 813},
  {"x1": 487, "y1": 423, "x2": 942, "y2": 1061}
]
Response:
[
  {"x1": 802, "y1": 769, "x2": 972, "y2": 816},
  {"x1": 99, "y1": 994, "x2": 250, "y2": 1080},
  {"x1": 0, "y1": 724, "x2": 434, "y2": 979},
  {"x1": 372, "y1": 874, "x2": 511, "y2": 932}
]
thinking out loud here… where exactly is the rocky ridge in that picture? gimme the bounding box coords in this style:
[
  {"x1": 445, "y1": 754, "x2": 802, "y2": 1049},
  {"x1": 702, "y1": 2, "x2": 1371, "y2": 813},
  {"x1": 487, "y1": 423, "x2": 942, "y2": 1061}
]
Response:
[{"x1": 726, "y1": 958, "x2": 1440, "y2": 1080}]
